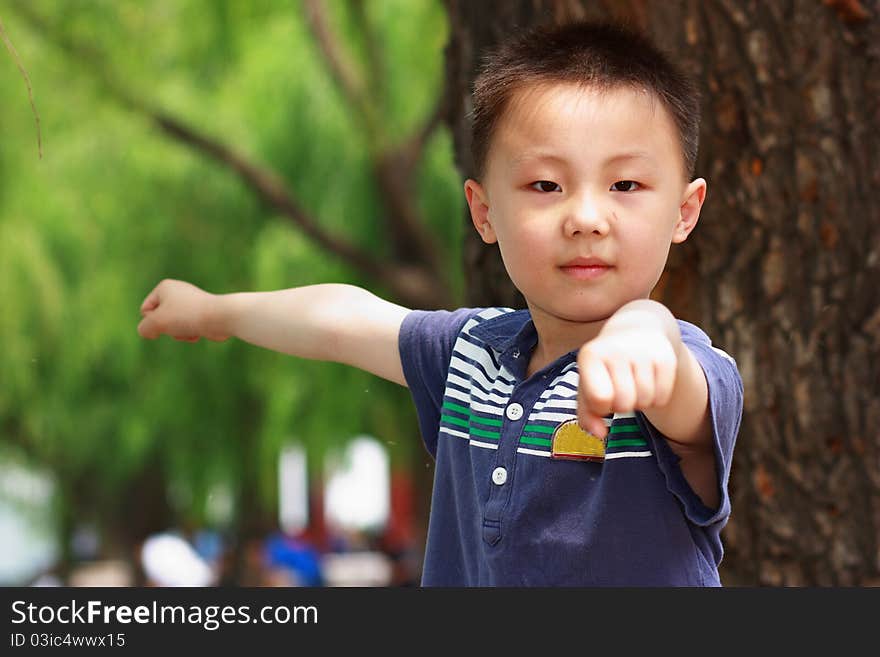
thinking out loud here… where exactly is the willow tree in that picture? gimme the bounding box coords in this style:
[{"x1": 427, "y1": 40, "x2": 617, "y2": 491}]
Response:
[
  {"x1": 442, "y1": 0, "x2": 880, "y2": 586},
  {"x1": 1, "y1": 0, "x2": 458, "y2": 582}
]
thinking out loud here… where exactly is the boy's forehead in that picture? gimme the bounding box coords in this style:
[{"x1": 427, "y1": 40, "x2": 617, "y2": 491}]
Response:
[{"x1": 487, "y1": 82, "x2": 682, "y2": 173}]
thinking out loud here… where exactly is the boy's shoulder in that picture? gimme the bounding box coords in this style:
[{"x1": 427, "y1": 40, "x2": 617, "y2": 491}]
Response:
[
  {"x1": 463, "y1": 307, "x2": 529, "y2": 343},
  {"x1": 677, "y1": 319, "x2": 738, "y2": 368},
  {"x1": 402, "y1": 306, "x2": 525, "y2": 345}
]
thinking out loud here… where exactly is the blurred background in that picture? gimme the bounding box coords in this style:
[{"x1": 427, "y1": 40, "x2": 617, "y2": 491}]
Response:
[
  {"x1": 0, "y1": 0, "x2": 459, "y2": 587},
  {"x1": 1, "y1": 0, "x2": 878, "y2": 587}
]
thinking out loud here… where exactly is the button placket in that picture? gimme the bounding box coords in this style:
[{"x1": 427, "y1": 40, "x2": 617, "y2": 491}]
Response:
[{"x1": 482, "y1": 394, "x2": 527, "y2": 546}]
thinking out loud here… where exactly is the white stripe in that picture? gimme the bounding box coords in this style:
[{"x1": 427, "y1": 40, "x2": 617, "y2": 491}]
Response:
[
  {"x1": 531, "y1": 411, "x2": 577, "y2": 423},
  {"x1": 546, "y1": 370, "x2": 580, "y2": 389},
  {"x1": 461, "y1": 318, "x2": 480, "y2": 332},
  {"x1": 446, "y1": 372, "x2": 514, "y2": 400},
  {"x1": 529, "y1": 412, "x2": 613, "y2": 427},
  {"x1": 460, "y1": 308, "x2": 510, "y2": 334},
  {"x1": 467, "y1": 399, "x2": 505, "y2": 418},
  {"x1": 446, "y1": 375, "x2": 512, "y2": 405},
  {"x1": 443, "y1": 386, "x2": 472, "y2": 405},
  {"x1": 474, "y1": 307, "x2": 511, "y2": 322},
  {"x1": 453, "y1": 339, "x2": 502, "y2": 373},
  {"x1": 712, "y1": 346, "x2": 736, "y2": 365},
  {"x1": 449, "y1": 356, "x2": 515, "y2": 394},
  {"x1": 444, "y1": 385, "x2": 510, "y2": 409},
  {"x1": 534, "y1": 397, "x2": 578, "y2": 411},
  {"x1": 537, "y1": 374, "x2": 579, "y2": 398},
  {"x1": 604, "y1": 451, "x2": 652, "y2": 460},
  {"x1": 516, "y1": 447, "x2": 551, "y2": 457},
  {"x1": 439, "y1": 427, "x2": 470, "y2": 440},
  {"x1": 469, "y1": 440, "x2": 499, "y2": 450}
]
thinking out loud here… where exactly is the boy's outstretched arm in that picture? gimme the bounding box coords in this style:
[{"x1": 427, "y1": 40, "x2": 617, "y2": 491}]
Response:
[
  {"x1": 137, "y1": 279, "x2": 411, "y2": 385},
  {"x1": 576, "y1": 299, "x2": 716, "y2": 507}
]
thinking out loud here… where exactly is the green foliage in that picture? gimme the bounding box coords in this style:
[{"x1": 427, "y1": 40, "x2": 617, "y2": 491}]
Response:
[{"x1": 0, "y1": 0, "x2": 458, "y2": 551}]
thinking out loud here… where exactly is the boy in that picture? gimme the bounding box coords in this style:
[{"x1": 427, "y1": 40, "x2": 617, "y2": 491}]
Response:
[{"x1": 138, "y1": 21, "x2": 743, "y2": 586}]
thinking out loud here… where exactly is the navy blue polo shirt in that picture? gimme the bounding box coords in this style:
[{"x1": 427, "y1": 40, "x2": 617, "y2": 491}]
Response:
[{"x1": 399, "y1": 307, "x2": 743, "y2": 586}]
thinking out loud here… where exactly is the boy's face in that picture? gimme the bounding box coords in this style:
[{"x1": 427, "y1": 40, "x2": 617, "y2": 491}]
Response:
[{"x1": 465, "y1": 83, "x2": 706, "y2": 327}]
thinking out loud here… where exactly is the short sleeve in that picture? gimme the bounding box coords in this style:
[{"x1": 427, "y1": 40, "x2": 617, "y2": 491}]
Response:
[
  {"x1": 398, "y1": 308, "x2": 483, "y2": 457},
  {"x1": 639, "y1": 320, "x2": 744, "y2": 529}
]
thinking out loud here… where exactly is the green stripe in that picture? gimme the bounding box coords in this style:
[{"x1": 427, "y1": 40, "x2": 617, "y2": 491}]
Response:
[
  {"x1": 609, "y1": 424, "x2": 641, "y2": 434},
  {"x1": 519, "y1": 436, "x2": 552, "y2": 447},
  {"x1": 607, "y1": 438, "x2": 648, "y2": 448},
  {"x1": 442, "y1": 401, "x2": 470, "y2": 415},
  {"x1": 523, "y1": 424, "x2": 555, "y2": 434},
  {"x1": 441, "y1": 402, "x2": 503, "y2": 427},
  {"x1": 441, "y1": 414, "x2": 469, "y2": 429},
  {"x1": 440, "y1": 415, "x2": 500, "y2": 440}
]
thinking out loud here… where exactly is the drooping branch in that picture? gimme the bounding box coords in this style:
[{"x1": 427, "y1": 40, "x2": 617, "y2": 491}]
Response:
[
  {"x1": 401, "y1": 93, "x2": 448, "y2": 171},
  {"x1": 10, "y1": 2, "x2": 454, "y2": 308},
  {"x1": 0, "y1": 15, "x2": 42, "y2": 158},
  {"x1": 349, "y1": 0, "x2": 386, "y2": 115},
  {"x1": 302, "y1": 0, "x2": 374, "y2": 132},
  {"x1": 149, "y1": 111, "x2": 397, "y2": 283},
  {"x1": 302, "y1": 0, "x2": 451, "y2": 292}
]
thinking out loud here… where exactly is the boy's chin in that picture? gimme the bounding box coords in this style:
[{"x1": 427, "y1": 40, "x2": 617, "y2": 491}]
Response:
[{"x1": 526, "y1": 300, "x2": 614, "y2": 325}]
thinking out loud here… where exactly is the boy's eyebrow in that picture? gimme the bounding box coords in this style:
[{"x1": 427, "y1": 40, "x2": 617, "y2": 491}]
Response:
[
  {"x1": 509, "y1": 150, "x2": 658, "y2": 169},
  {"x1": 602, "y1": 151, "x2": 657, "y2": 166},
  {"x1": 509, "y1": 152, "x2": 568, "y2": 169}
]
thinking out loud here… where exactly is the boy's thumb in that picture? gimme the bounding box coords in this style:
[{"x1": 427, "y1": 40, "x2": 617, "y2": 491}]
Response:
[
  {"x1": 140, "y1": 290, "x2": 160, "y2": 315},
  {"x1": 137, "y1": 316, "x2": 158, "y2": 339}
]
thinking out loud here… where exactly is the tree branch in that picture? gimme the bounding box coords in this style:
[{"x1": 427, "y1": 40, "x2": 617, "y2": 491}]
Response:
[
  {"x1": 301, "y1": 0, "x2": 452, "y2": 300},
  {"x1": 348, "y1": 0, "x2": 385, "y2": 112},
  {"x1": 0, "y1": 15, "x2": 42, "y2": 158},
  {"x1": 402, "y1": 93, "x2": 448, "y2": 171},
  {"x1": 301, "y1": 0, "x2": 374, "y2": 132},
  {"x1": 8, "y1": 2, "x2": 457, "y2": 307},
  {"x1": 150, "y1": 111, "x2": 395, "y2": 282}
]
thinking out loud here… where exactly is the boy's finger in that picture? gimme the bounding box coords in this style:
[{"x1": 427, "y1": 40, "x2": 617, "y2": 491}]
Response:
[
  {"x1": 140, "y1": 290, "x2": 160, "y2": 314},
  {"x1": 653, "y1": 359, "x2": 676, "y2": 408},
  {"x1": 577, "y1": 408, "x2": 608, "y2": 440},
  {"x1": 578, "y1": 352, "x2": 614, "y2": 416},
  {"x1": 137, "y1": 316, "x2": 157, "y2": 339},
  {"x1": 632, "y1": 361, "x2": 655, "y2": 409},
  {"x1": 606, "y1": 360, "x2": 636, "y2": 412}
]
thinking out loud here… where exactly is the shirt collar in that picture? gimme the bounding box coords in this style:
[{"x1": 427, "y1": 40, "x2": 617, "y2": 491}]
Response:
[
  {"x1": 470, "y1": 308, "x2": 585, "y2": 382},
  {"x1": 469, "y1": 309, "x2": 537, "y2": 380}
]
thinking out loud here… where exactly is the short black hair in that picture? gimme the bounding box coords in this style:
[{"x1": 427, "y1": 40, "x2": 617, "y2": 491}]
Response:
[{"x1": 471, "y1": 21, "x2": 701, "y2": 180}]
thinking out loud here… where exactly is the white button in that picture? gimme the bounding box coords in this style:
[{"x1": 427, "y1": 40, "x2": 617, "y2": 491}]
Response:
[
  {"x1": 492, "y1": 467, "x2": 508, "y2": 485},
  {"x1": 506, "y1": 403, "x2": 524, "y2": 421}
]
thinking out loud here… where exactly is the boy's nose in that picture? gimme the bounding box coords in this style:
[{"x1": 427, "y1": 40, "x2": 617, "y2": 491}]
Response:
[{"x1": 563, "y1": 192, "x2": 610, "y2": 237}]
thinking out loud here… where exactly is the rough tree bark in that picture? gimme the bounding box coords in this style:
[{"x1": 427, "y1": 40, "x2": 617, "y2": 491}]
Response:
[{"x1": 443, "y1": 0, "x2": 880, "y2": 585}]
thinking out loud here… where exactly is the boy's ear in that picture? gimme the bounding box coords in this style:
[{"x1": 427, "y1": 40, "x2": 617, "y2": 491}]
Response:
[
  {"x1": 464, "y1": 179, "x2": 497, "y2": 244},
  {"x1": 672, "y1": 177, "x2": 707, "y2": 244}
]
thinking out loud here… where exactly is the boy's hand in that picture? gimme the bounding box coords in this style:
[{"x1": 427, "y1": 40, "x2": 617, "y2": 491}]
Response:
[
  {"x1": 137, "y1": 279, "x2": 228, "y2": 343},
  {"x1": 576, "y1": 308, "x2": 680, "y2": 439}
]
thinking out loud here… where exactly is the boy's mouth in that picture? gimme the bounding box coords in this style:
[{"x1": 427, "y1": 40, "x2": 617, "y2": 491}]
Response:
[{"x1": 559, "y1": 256, "x2": 612, "y2": 280}]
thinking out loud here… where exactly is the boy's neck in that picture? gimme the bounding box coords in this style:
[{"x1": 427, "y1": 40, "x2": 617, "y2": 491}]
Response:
[{"x1": 525, "y1": 304, "x2": 609, "y2": 378}]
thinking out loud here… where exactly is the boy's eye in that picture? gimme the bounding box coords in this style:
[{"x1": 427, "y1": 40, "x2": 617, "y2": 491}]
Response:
[
  {"x1": 530, "y1": 180, "x2": 562, "y2": 193},
  {"x1": 610, "y1": 180, "x2": 640, "y2": 192}
]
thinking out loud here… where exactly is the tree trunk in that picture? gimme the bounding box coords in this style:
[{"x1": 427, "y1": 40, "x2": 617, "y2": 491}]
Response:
[{"x1": 443, "y1": 0, "x2": 880, "y2": 586}]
